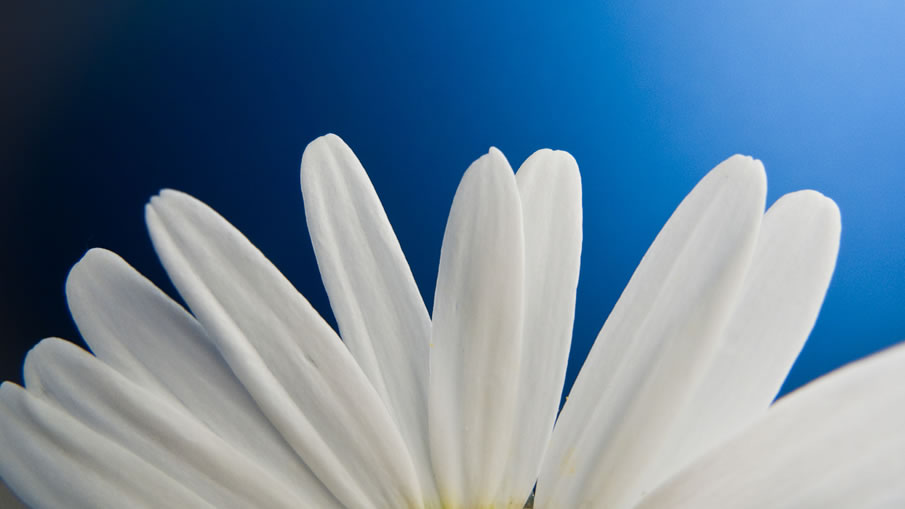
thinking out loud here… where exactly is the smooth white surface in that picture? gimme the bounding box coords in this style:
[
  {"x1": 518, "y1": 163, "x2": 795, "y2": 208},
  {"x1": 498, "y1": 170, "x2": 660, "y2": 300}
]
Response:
[
  {"x1": 0, "y1": 381, "x2": 217, "y2": 509},
  {"x1": 23, "y1": 338, "x2": 305, "y2": 508},
  {"x1": 497, "y1": 149, "x2": 582, "y2": 509},
  {"x1": 301, "y1": 134, "x2": 437, "y2": 503},
  {"x1": 147, "y1": 190, "x2": 421, "y2": 509},
  {"x1": 429, "y1": 148, "x2": 525, "y2": 508},
  {"x1": 652, "y1": 189, "x2": 841, "y2": 485},
  {"x1": 66, "y1": 248, "x2": 342, "y2": 508},
  {"x1": 636, "y1": 343, "x2": 905, "y2": 509},
  {"x1": 3, "y1": 143, "x2": 900, "y2": 509},
  {"x1": 537, "y1": 155, "x2": 767, "y2": 509}
]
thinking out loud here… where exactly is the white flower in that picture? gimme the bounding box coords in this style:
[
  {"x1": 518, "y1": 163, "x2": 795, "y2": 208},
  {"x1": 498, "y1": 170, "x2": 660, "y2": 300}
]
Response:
[{"x1": 1, "y1": 134, "x2": 903, "y2": 509}]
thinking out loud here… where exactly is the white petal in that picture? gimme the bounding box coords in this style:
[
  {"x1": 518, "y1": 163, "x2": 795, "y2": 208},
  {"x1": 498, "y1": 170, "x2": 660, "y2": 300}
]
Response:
[
  {"x1": 300, "y1": 134, "x2": 436, "y2": 502},
  {"x1": 498, "y1": 149, "x2": 582, "y2": 508},
  {"x1": 429, "y1": 148, "x2": 525, "y2": 508},
  {"x1": 0, "y1": 381, "x2": 217, "y2": 509},
  {"x1": 23, "y1": 338, "x2": 308, "y2": 508},
  {"x1": 65, "y1": 248, "x2": 341, "y2": 508},
  {"x1": 636, "y1": 342, "x2": 905, "y2": 509},
  {"x1": 652, "y1": 190, "x2": 841, "y2": 483},
  {"x1": 146, "y1": 190, "x2": 422, "y2": 509},
  {"x1": 537, "y1": 155, "x2": 766, "y2": 509},
  {"x1": 0, "y1": 478, "x2": 26, "y2": 509}
]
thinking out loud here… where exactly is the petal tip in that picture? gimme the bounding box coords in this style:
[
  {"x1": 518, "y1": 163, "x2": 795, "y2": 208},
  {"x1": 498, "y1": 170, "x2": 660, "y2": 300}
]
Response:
[
  {"x1": 146, "y1": 190, "x2": 175, "y2": 212},
  {"x1": 156, "y1": 188, "x2": 188, "y2": 202},
  {"x1": 553, "y1": 148, "x2": 578, "y2": 164},
  {"x1": 302, "y1": 133, "x2": 349, "y2": 161},
  {"x1": 487, "y1": 146, "x2": 512, "y2": 167},
  {"x1": 73, "y1": 248, "x2": 121, "y2": 271},
  {"x1": 722, "y1": 154, "x2": 766, "y2": 180},
  {"x1": 791, "y1": 189, "x2": 839, "y2": 215},
  {"x1": 316, "y1": 132, "x2": 345, "y2": 146},
  {"x1": 300, "y1": 133, "x2": 359, "y2": 188},
  {"x1": 707, "y1": 154, "x2": 767, "y2": 205},
  {"x1": 65, "y1": 248, "x2": 132, "y2": 308},
  {"x1": 146, "y1": 190, "x2": 206, "y2": 221},
  {"x1": 774, "y1": 188, "x2": 839, "y2": 212},
  {"x1": 529, "y1": 148, "x2": 578, "y2": 166},
  {"x1": 774, "y1": 189, "x2": 842, "y2": 235},
  {"x1": 483, "y1": 146, "x2": 513, "y2": 172},
  {"x1": 0, "y1": 381, "x2": 21, "y2": 403},
  {"x1": 21, "y1": 338, "x2": 66, "y2": 390},
  {"x1": 66, "y1": 249, "x2": 108, "y2": 298}
]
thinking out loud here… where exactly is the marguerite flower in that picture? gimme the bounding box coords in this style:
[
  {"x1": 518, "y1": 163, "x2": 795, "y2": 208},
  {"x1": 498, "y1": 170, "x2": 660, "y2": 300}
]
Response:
[{"x1": 1, "y1": 134, "x2": 903, "y2": 509}]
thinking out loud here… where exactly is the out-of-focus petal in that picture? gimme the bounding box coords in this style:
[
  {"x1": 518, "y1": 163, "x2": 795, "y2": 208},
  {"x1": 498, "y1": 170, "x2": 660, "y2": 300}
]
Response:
[
  {"x1": 0, "y1": 381, "x2": 217, "y2": 509},
  {"x1": 636, "y1": 342, "x2": 905, "y2": 509},
  {"x1": 23, "y1": 338, "x2": 312, "y2": 508}
]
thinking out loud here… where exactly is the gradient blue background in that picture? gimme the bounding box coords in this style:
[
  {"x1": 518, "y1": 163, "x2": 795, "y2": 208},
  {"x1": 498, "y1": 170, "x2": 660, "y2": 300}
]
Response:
[{"x1": 2, "y1": 1, "x2": 903, "y2": 400}]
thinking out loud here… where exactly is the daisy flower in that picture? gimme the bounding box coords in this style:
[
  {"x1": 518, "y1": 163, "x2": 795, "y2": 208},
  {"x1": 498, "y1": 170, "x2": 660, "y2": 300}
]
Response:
[{"x1": 1, "y1": 134, "x2": 902, "y2": 509}]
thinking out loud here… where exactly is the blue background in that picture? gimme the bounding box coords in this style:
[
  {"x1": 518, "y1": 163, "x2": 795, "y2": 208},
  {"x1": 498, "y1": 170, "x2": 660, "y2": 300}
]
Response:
[{"x1": 1, "y1": 1, "x2": 903, "y2": 399}]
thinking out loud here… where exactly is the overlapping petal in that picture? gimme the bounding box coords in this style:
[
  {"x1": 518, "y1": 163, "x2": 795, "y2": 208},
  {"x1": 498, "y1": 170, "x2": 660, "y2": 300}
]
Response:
[
  {"x1": 498, "y1": 149, "x2": 582, "y2": 509},
  {"x1": 23, "y1": 338, "x2": 306, "y2": 508},
  {"x1": 65, "y1": 248, "x2": 341, "y2": 508},
  {"x1": 146, "y1": 190, "x2": 422, "y2": 509},
  {"x1": 537, "y1": 156, "x2": 767, "y2": 509},
  {"x1": 636, "y1": 342, "x2": 905, "y2": 509},
  {"x1": 651, "y1": 189, "x2": 841, "y2": 485},
  {"x1": 429, "y1": 148, "x2": 525, "y2": 508},
  {"x1": 0, "y1": 138, "x2": 901, "y2": 509},
  {"x1": 0, "y1": 381, "x2": 217, "y2": 509}
]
